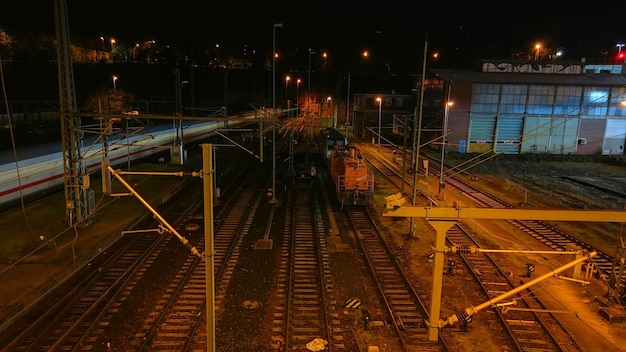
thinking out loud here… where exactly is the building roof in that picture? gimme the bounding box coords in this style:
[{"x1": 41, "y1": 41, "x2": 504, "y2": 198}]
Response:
[{"x1": 430, "y1": 69, "x2": 626, "y2": 87}]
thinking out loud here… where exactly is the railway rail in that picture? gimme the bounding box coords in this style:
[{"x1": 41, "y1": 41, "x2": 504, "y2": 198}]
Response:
[
  {"x1": 346, "y1": 206, "x2": 447, "y2": 351},
  {"x1": 275, "y1": 187, "x2": 337, "y2": 350},
  {"x1": 0, "y1": 177, "x2": 204, "y2": 351},
  {"x1": 359, "y1": 144, "x2": 623, "y2": 350},
  {"x1": 441, "y1": 172, "x2": 626, "y2": 291},
  {"x1": 0, "y1": 145, "x2": 261, "y2": 351},
  {"x1": 444, "y1": 222, "x2": 582, "y2": 351}
]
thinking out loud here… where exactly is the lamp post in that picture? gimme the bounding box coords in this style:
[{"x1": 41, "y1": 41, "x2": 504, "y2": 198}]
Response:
[
  {"x1": 345, "y1": 72, "x2": 351, "y2": 133},
  {"x1": 376, "y1": 97, "x2": 382, "y2": 152},
  {"x1": 307, "y1": 50, "x2": 316, "y2": 142},
  {"x1": 438, "y1": 99, "x2": 453, "y2": 200},
  {"x1": 113, "y1": 75, "x2": 118, "y2": 92},
  {"x1": 110, "y1": 39, "x2": 116, "y2": 52},
  {"x1": 411, "y1": 32, "x2": 428, "y2": 239},
  {"x1": 270, "y1": 23, "x2": 282, "y2": 205},
  {"x1": 285, "y1": 75, "x2": 291, "y2": 117},
  {"x1": 296, "y1": 78, "x2": 301, "y2": 110},
  {"x1": 285, "y1": 75, "x2": 290, "y2": 103},
  {"x1": 534, "y1": 43, "x2": 541, "y2": 61},
  {"x1": 307, "y1": 51, "x2": 316, "y2": 109}
]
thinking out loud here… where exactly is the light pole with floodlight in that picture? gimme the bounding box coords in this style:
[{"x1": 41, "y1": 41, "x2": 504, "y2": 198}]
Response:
[
  {"x1": 307, "y1": 50, "x2": 316, "y2": 141},
  {"x1": 376, "y1": 97, "x2": 382, "y2": 152},
  {"x1": 438, "y1": 98, "x2": 453, "y2": 200},
  {"x1": 617, "y1": 43, "x2": 625, "y2": 61},
  {"x1": 534, "y1": 43, "x2": 541, "y2": 61},
  {"x1": 307, "y1": 50, "x2": 316, "y2": 109},
  {"x1": 113, "y1": 75, "x2": 118, "y2": 92},
  {"x1": 270, "y1": 23, "x2": 282, "y2": 204},
  {"x1": 296, "y1": 78, "x2": 301, "y2": 111}
]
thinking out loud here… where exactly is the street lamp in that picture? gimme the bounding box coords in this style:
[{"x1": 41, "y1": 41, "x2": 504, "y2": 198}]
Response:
[
  {"x1": 296, "y1": 78, "x2": 301, "y2": 109},
  {"x1": 376, "y1": 97, "x2": 382, "y2": 152},
  {"x1": 285, "y1": 75, "x2": 291, "y2": 117},
  {"x1": 307, "y1": 50, "x2": 316, "y2": 110},
  {"x1": 438, "y1": 100, "x2": 453, "y2": 200},
  {"x1": 113, "y1": 75, "x2": 118, "y2": 92},
  {"x1": 617, "y1": 43, "x2": 625, "y2": 61},
  {"x1": 110, "y1": 39, "x2": 116, "y2": 52},
  {"x1": 410, "y1": 32, "x2": 428, "y2": 239},
  {"x1": 534, "y1": 43, "x2": 541, "y2": 61},
  {"x1": 270, "y1": 23, "x2": 282, "y2": 205}
]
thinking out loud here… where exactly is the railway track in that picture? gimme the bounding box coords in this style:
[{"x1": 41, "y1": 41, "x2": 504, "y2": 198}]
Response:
[
  {"x1": 442, "y1": 174, "x2": 625, "y2": 288},
  {"x1": 346, "y1": 206, "x2": 447, "y2": 351},
  {"x1": 444, "y1": 222, "x2": 583, "y2": 351},
  {"x1": 0, "y1": 176, "x2": 205, "y2": 352},
  {"x1": 359, "y1": 146, "x2": 622, "y2": 350},
  {"x1": 269, "y1": 183, "x2": 344, "y2": 350},
  {"x1": 0, "y1": 145, "x2": 262, "y2": 351}
]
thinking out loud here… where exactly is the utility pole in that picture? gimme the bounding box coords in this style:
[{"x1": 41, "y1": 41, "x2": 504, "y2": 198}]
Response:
[
  {"x1": 54, "y1": 0, "x2": 90, "y2": 226},
  {"x1": 410, "y1": 32, "x2": 428, "y2": 238},
  {"x1": 270, "y1": 23, "x2": 282, "y2": 204}
]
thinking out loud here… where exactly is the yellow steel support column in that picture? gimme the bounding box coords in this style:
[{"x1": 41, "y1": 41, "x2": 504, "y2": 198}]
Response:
[
  {"x1": 203, "y1": 144, "x2": 215, "y2": 352},
  {"x1": 427, "y1": 220, "x2": 456, "y2": 341}
]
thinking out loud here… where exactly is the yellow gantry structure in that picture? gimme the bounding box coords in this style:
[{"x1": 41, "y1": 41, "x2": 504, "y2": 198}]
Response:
[{"x1": 382, "y1": 201, "x2": 626, "y2": 341}]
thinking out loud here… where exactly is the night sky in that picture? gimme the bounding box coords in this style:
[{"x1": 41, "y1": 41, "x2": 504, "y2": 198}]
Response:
[{"x1": 2, "y1": 1, "x2": 626, "y2": 69}]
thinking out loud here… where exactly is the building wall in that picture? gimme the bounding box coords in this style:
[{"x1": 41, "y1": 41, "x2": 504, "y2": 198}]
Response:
[
  {"x1": 578, "y1": 119, "x2": 606, "y2": 154},
  {"x1": 446, "y1": 82, "x2": 472, "y2": 153},
  {"x1": 351, "y1": 93, "x2": 414, "y2": 139},
  {"x1": 445, "y1": 82, "x2": 626, "y2": 156}
]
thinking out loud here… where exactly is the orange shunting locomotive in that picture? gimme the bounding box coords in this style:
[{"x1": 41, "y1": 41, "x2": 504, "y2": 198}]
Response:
[{"x1": 328, "y1": 145, "x2": 374, "y2": 206}]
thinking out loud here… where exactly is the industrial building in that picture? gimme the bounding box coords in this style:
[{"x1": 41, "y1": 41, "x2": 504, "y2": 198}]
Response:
[
  {"x1": 350, "y1": 60, "x2": 626, "y2": 156},
  {"x1": 418, "y1": 60, "x2": 626, "y2": 156}
]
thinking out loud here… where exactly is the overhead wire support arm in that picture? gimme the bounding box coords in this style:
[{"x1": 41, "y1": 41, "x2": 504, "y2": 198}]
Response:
[
  {"x1": 438, "y1": 251, "x2": 597, "y2": 328},
  {"x1": 107, "y1": 166, "x2": 202, "y2": 258},
  {"x1": 115, "y1": 170, "x2": 203, "y2": 177}
]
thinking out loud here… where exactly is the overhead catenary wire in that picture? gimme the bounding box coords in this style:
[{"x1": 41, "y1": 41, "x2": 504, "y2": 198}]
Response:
[{"x1": 0, "y1": 55, "x2": 37, "y2": 236}]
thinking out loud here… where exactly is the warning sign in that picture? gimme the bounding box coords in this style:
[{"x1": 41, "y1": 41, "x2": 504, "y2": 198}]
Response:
[{"x1": 344, "y1": 297, "x2": 362, "y2": 309}]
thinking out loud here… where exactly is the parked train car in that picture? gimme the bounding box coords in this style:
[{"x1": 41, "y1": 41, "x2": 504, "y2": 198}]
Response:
[
  {"x1": 319, "y1": 127, "x2": 347, "y2": 161},
  {"x1": 328, "y1": 144, "x2": 374, "y2": 206}
]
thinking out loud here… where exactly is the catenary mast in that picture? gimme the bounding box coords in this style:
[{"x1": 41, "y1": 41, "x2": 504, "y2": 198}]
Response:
[{"x1": 54, "y1": 0, "x2": 90, "y2": 226}]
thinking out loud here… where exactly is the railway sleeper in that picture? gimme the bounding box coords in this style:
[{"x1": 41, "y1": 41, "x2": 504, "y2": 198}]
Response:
[{"x1": 505, "y1": 319, "x2": 538, "y2": 326}]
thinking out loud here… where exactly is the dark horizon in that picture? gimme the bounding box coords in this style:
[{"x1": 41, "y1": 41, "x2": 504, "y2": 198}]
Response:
[{"x1": 3, "y1": 1, "x2": 626, "y2": 71}]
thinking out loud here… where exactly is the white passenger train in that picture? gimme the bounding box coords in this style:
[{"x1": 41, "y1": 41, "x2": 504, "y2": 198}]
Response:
[{"x1": 0, "y1": 111, "x2": 270, "y2": 210}]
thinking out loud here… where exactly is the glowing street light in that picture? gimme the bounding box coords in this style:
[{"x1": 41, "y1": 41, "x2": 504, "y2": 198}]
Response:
[
  {"x1": 307, "y1": 50, "x2": 316, "y2": 111},
  {"x1": 534, "y1": 43, "x2": 541, "y2": 61},
  {"x1": 376, "y1": 97, "x2": 382, "y2": 152},
  {"x1": 113, "y1": 75, "x2": 118, "y2": 92},
  {"x1": 110, "y1": 39, "x2": 116, "y2": 52},
  {"x1": 307, "y1": 50, "x2": 316, "y2": 142},
  {"x1": 617, "y1": 43, "x2": 625, "y2": 61},
  {"x1": 270, "y1": 23, "x2": 282, "y2": 205},
  {"x1": 285, "y1": 75, "x2": 290, "y2": 102},
  {"x1": 438, "y1": 100, "x2": 454, "y2": 200},
  {"x1": 296, "y1": 78, "x2": 301, "y2": 108}
]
